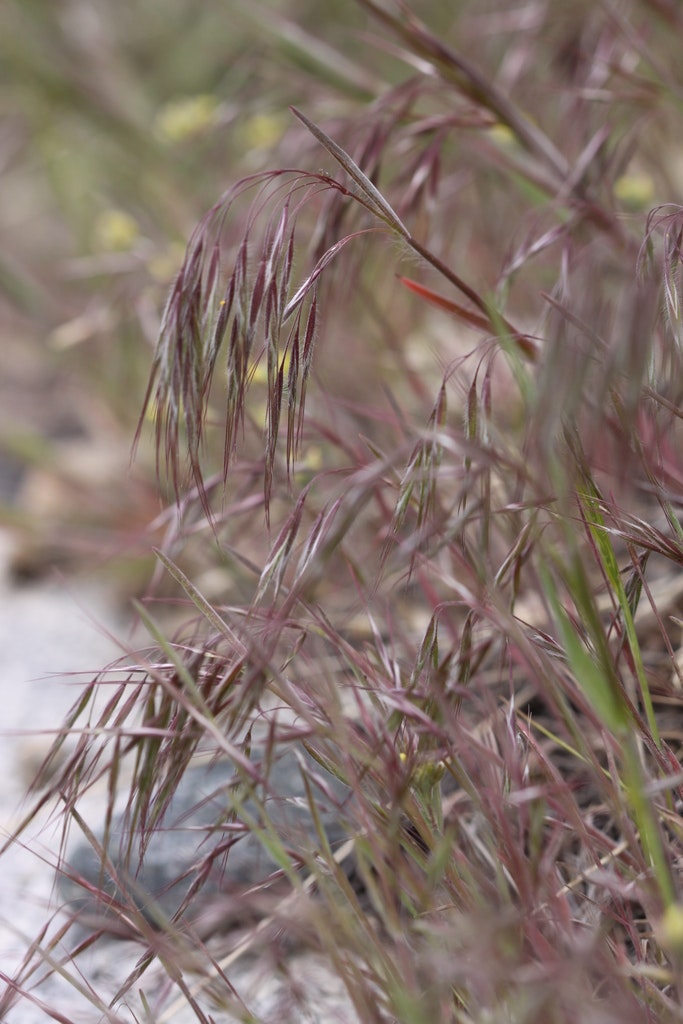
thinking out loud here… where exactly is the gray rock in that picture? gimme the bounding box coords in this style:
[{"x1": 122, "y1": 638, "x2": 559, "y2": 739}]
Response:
[{"x1": 59, "y1": 746, "x2": 354, "y2": 936}]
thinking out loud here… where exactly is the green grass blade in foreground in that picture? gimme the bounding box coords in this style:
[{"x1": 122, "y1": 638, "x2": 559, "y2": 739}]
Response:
[
  {"x1": 621, "y1": 738, "x2": 675, "y2": 907},
  {"x1": 539, "y1": 567, "x2": 675, "y2": 905},
  {"x1": 578, "y1": 489, "x2": 660, "y2": 748},
  {"x1": 539, "y1": 562, "x2": 630, "y2": 736}
]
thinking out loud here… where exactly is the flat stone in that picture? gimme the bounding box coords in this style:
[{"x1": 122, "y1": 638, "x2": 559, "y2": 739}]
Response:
[{"x1": 59, "y1": 745, "x2": 354, "y2": 935}]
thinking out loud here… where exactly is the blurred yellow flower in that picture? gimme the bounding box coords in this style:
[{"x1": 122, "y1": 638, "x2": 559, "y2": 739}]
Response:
[
  {"x1": 155, "y1": 94, "x2": 219, "y2": 142},
  {"x1": 614, "y1": 172, "x2": 655, "y2": 210},
  {"x1": 94, "y1": 209, "x2": 140, "y2": 251},
  {"x1": 240, "y1": 111, "x2": 287, "y2": 153},
  {"x1": 487, "y1": 122, "x2": 518, "y2": 149},
  {"x1": 250, "y1": 350, "x2": 292, "y2": 384},
  {"x1": 300, "y1": 445, "x2": 323, "y2": 472},
  {"x1": 148, "y1": 242, "x2": 186, "y2": 284},
  {"x1": 657, "y1": 902, "x2": 683, "y2": 954}
]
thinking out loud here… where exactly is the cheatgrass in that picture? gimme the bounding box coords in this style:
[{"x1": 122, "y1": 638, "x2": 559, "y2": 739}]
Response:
[{"x1": 6, "y1": 1, "x2": 683, "y2": 1022}]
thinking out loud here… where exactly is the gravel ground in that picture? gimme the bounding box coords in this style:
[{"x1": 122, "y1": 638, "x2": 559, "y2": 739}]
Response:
[
  {"x1": 0, "y1": 528, "x2": 125, "y2": 1022},
  {"x1": 0, "y1": 531, "x2": 360, "y2": 1023}
]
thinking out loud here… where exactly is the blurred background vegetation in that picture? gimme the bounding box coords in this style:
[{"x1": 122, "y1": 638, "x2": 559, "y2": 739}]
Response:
[
  {"x1": 0, "y1": 0, "x2": 374, "y2": 589},
  {"x1": 2, "y1": 0, "x2": 682, "y2": 592}
]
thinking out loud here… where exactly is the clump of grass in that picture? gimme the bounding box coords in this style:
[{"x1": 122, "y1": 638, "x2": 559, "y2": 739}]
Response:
[{"x1": 7, "y1": 1, "x2": 683, "y2": 1021}]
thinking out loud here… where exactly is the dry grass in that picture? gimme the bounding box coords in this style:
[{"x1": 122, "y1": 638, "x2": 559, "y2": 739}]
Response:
[{"x1": 6, "y1": 1, "x2": 683, "y2": 1021}]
